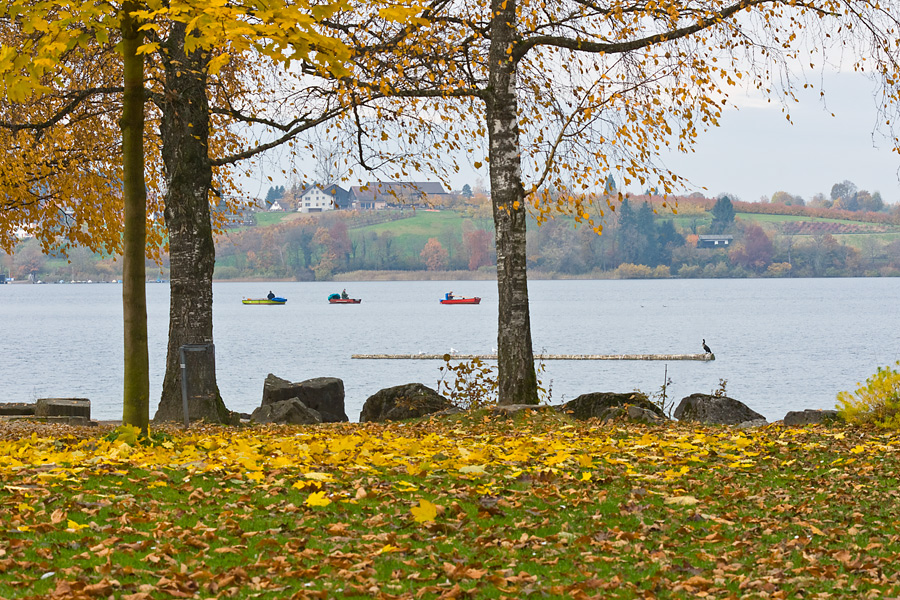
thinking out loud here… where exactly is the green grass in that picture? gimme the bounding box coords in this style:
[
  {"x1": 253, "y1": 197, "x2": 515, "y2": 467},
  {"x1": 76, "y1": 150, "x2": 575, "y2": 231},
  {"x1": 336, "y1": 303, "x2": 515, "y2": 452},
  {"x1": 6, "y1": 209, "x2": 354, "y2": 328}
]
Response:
[{"x1": 3, "y1": 417, "x2": 900, "y2": 598}]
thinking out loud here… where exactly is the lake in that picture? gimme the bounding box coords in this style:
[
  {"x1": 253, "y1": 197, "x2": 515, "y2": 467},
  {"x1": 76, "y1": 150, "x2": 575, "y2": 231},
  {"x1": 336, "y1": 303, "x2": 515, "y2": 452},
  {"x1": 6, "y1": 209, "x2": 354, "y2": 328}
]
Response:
[{"x1": 1, "y1": 278, "x2": 898, "y2": 422}]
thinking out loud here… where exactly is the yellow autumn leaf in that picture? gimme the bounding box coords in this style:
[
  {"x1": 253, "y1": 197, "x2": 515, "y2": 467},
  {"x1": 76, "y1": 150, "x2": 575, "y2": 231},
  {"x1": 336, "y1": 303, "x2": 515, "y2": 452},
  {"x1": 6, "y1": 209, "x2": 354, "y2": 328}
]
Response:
[
  {"x1": 664, "y1": 495, "x2": 700, "y2": 506},
  {"x1": 66, "y1": 519, "x2": 89, "y2": 531},
  {"x1": 305, "y1": 491, "x2": 331, "y2": 507},
  {"x1": 580, "y1": 472, "x2": 592, "y2": 481},
  {"x1": 304, "y1": 472, "x2": 334, "y2": 482},
  {"x1": 411, "y1": 499, "x2": 437, "y2": 523},
  {"x1": 458, "y1": 465, "x2": 486, "y2": 475}
]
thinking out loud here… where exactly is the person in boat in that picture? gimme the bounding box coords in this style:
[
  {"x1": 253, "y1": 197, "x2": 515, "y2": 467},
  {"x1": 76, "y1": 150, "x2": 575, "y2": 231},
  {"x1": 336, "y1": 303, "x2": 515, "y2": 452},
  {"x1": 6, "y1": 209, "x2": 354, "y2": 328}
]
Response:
[
  {"x1": 445, "y1": 291, "x2": 454, "y2": 300},
  {"x1": 341, "y1": 289, "x2": 349, "y2": 299},
  {"x1": 267, "y1": 291, "x2": 275, "y2": 300}
]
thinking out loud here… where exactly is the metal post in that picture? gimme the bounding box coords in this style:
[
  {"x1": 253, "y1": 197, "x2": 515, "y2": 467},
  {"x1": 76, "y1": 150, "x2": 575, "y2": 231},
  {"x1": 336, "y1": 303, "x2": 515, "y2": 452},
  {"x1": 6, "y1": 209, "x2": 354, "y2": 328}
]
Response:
[{"x1": 179, "y1": 343, "x2": 215, "y2": 429}]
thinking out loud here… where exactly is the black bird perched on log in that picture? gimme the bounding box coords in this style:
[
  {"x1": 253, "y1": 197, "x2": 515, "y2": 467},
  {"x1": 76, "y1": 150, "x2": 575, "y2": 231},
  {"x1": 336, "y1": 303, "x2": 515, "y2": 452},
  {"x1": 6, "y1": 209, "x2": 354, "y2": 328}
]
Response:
[{"x1": 702, "y1": 339, "x2": 712, "y2": 354}]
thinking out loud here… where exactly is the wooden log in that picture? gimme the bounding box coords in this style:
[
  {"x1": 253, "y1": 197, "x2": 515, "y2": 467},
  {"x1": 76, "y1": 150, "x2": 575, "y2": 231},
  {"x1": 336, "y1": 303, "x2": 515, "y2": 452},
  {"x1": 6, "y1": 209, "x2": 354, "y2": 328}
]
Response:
[{"x1": 351, "y1": 353, "x2": 714, "y2": 361}]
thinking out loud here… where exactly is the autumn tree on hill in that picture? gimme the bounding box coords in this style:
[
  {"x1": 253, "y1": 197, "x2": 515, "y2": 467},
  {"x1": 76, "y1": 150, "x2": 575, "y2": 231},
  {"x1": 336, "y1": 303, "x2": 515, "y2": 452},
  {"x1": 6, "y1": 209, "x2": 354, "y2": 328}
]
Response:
[
  {"x1": 421, "y1": 238, "x2": 449, "y2": 271},
  {"x1": 321, "y1": 0, "x2": 900, "y2": 405}
]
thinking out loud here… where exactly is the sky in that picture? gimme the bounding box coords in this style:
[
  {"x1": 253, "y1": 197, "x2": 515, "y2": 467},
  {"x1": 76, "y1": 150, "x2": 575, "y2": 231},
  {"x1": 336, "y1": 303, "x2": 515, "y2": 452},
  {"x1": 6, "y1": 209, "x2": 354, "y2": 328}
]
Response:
[
  {"x1": 662, "y1": 71, "x2": 900, "y2": 205},
  {"x1": 246, "y1": 72, "x2": 900, "y2": 206}
]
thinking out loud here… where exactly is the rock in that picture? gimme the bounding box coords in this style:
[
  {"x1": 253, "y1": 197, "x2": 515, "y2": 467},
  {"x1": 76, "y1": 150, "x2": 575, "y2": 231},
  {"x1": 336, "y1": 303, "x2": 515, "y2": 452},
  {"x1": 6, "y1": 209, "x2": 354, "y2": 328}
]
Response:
[
  {"x1": 251, "y1": 399, "x2": 322, "y2": 425},
  {"x1": 783, "y1": 409, "x2": 840, "y2": 427},
  {"x1": 736, "y1": 418, "x2": 769, "y2": 429},
  {"x1": 600, "y1": 405, "x2": 666, "y2": 424},
  {"x1": 35, "y1": 398, "x2": 90, "y2": 419},
  {"x1": 359, "y1": 383, "x2": 452, "y2": 422},
  {"x1": 674, "y1": 393, "x2": 766, "y2": 425},
  {"x1": 262, "y1": 375, "x2": 348, "y2": 423},
  {"x1": 559, "y1": 392, "x2": 665, "y2": 421}
]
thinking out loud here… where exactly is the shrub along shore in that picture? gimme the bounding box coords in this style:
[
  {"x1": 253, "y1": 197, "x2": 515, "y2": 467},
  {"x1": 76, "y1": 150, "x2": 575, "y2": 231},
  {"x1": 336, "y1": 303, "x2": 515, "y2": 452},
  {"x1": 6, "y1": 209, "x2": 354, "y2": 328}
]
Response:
[{"x1": 1, "y1": 412, "x2": 898, "y2": 599}]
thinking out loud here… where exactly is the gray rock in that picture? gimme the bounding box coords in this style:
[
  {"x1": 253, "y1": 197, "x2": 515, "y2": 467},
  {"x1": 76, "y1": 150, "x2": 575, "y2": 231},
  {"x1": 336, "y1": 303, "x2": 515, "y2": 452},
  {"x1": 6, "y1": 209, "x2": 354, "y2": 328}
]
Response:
[
  {"x1": 674, "y1": 393, "x2": 765, "y2": 425},
  {"x1": 736, "y1": 418, "x2": 769, "y2": 429},
  {"x1": 783, "y1": 409, "x2": 839, "y2": 426},
  {"x1": 359, "y1": 383, "x2": 452, "y2": 422},
  {"x1": 262, "y1": 374, "x2": 348, "y2": 423},
  {"x1": 559, "y1": 392, "x2": 664, "y2": 421},
  {"x1": 251, "y1": 399, "x2": 322, "y2": 425}
]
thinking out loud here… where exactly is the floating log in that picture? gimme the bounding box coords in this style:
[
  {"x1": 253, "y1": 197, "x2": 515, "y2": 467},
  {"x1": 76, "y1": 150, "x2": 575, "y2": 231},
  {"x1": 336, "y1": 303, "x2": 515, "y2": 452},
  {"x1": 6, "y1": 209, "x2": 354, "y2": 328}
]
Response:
[{"x1": 351, "y1": 353, "x2": 714, "y2": 361}]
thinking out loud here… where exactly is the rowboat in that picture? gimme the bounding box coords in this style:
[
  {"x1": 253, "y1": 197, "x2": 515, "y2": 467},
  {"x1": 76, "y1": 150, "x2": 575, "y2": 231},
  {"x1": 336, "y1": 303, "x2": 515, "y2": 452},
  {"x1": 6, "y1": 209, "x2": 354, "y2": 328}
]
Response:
[
  {"x1": 440, "y1": 297, "x2": 481, "y2": 305},
  {"x1": 329, "y1": 297, "x2": 361, "y2": 304},
  {"x1": 242, "y1": 297, "x2": 287, "y2": 305}
]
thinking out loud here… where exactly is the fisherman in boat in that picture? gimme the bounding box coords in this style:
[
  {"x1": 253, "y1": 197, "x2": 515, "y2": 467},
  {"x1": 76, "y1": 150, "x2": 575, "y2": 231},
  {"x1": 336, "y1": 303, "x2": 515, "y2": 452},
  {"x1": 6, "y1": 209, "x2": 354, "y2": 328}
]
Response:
[
  {"x1": 341, "y1": 289, "x2": 349, "y2": 300},
  {"x1": 267, "y1": 290, "x2": 275, "y2": 300},
  {"x1": 445, "y1": 291, "x2": 454, "y2": 300}
]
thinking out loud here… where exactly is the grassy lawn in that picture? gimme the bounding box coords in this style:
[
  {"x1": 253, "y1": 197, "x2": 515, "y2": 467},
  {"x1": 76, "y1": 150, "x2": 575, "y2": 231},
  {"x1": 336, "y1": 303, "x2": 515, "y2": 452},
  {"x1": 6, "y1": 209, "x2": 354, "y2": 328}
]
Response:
[{"x1": 2, "y1": 413, "x2": 899, "y2": 599}]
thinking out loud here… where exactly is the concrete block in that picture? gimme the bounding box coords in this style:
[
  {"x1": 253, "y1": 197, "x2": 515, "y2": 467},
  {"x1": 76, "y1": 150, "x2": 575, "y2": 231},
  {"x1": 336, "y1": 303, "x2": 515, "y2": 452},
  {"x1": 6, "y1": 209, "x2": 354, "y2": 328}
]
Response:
[
  {"x1": 0, "y1": 403, "x2": 35, "y2": 416},
  {"x1": 35, "y1": 398, "x2": 91, "y2": 419}
]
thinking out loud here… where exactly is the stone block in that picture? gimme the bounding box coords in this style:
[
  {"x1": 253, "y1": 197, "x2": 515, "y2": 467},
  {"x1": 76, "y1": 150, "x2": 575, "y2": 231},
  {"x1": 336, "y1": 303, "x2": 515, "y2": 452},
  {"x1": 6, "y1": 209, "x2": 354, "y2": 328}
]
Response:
[
  {"x1": 0, "y1": 403, "x2": 35, "y2": 416},
  {"x1": 35, "y1": 398, "x2": 91, "y2": 419}
]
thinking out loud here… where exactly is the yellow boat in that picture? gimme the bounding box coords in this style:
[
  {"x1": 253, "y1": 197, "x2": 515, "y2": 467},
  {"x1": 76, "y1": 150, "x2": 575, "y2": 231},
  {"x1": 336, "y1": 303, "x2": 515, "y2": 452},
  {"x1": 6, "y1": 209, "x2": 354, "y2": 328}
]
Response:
[{"x1": 242, "y1": 297, "x2": 287, "y2": 305}]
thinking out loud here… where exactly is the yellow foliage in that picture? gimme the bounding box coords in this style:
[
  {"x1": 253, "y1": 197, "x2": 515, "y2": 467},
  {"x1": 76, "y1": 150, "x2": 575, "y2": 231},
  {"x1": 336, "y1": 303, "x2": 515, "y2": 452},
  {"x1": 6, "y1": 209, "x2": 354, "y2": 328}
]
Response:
[
  {"x1": 410, "y1": 498, "x2": 437, "y2": 523},
  {"x1": 305, "y1": 491, "x2": 332, "y2": 507},
  {"x1": 837, "y1": 362, "x2": 900, "y2": 429}
]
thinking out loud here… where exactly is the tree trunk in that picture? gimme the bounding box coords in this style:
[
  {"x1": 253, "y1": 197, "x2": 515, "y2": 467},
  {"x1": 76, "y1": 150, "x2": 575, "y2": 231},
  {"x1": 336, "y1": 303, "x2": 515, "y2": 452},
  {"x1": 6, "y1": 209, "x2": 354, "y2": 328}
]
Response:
[
  {"x1": 120, "y1": 2, "x2": 150, "y2": 433},
  {"x1": 486, "y1": 0, "x2": 538, "y2": 405},
  {"x1": 153, "y1": 23, "x2": 232, "y2": 424}
]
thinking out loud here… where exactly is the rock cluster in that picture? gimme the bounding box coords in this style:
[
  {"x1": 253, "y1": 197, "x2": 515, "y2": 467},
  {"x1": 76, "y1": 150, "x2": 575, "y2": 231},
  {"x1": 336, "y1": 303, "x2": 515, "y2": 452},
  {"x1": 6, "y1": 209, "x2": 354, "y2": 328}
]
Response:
[{"x1": 251, "y1": 374, "x2": 349, "y2": 425}]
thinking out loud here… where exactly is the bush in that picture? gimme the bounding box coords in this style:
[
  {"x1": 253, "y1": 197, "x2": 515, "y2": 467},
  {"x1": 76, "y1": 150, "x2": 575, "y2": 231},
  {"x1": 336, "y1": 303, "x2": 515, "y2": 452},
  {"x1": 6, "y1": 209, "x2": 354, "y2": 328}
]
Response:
[
  {"x1": 612, "y1": 263, "x2": 653, "y2": 279},
  {"x1": 837, "y1": 361, "x2": 900, "y2": 428}
]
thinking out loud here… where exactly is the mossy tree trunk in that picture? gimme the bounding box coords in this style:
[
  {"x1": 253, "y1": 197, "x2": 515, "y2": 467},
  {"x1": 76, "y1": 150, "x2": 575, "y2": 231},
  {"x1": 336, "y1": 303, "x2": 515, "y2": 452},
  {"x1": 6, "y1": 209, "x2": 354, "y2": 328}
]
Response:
[{"x1": 120, "y1": 1, "x2": 150, "y2": 433}]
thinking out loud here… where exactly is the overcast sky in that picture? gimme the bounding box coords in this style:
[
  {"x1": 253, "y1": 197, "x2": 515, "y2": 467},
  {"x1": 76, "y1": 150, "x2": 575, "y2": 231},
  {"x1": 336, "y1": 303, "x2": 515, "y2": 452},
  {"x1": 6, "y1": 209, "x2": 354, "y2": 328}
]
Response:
[
  {"x1": 248, "y1": 72, "x2": 899, "y2": 206},
  {"x1": 662, "y1": 71, "x2": 900, "y2": 205}
]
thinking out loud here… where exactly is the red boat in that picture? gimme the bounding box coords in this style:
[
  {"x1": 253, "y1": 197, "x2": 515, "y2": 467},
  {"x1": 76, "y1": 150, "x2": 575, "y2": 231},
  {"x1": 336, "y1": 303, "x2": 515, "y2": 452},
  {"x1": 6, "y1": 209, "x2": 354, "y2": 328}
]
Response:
[
  {"x1": 329, "y1": 297, "x2": 361, "y2": 304},
  {"x1": 440, "y1": 297, "x2": 481, "y2": 305}
]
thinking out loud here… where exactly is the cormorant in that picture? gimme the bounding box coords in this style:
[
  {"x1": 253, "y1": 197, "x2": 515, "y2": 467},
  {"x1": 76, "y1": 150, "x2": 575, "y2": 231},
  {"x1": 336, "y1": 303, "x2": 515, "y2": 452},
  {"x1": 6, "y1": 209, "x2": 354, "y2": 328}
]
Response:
[{"x1": 702, "y1": 339, "x2": 712, "y2": 354}]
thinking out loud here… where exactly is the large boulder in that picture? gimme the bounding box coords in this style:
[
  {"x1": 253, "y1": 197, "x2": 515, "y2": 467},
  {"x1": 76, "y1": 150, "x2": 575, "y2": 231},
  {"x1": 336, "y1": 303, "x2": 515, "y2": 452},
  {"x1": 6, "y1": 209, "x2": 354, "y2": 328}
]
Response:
[
  {"x1": 559, "y1": 392, "x2": 664, "y2": 421},
  {"x1": 674, "y1": 393, "x2": 765, "y2": 425},
  {"x1": 261, "y1": 374, "x2": 348, "y2": 423},
  {"x1": 359, "y1": 383, "x2": 452, "y2": 422},
  {"x1": 783, "y1": 409, "x2": 840, "y2": 427},
  {"x1": 251, "y1": 399, "x2": 322, "y2": 425}
]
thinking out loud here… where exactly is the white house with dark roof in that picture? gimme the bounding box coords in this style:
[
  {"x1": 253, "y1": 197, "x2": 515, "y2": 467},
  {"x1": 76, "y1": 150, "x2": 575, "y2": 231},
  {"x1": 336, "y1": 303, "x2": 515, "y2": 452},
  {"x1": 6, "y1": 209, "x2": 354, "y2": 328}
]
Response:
[{"x1": 297, "y1": 184, "x2": 349, "y2": 213}]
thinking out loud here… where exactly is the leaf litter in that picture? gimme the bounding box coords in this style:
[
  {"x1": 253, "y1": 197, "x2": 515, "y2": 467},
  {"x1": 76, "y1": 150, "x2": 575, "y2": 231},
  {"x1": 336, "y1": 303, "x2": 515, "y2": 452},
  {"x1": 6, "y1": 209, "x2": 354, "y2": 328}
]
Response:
[{"x1": 1, "y1": 415, "x2": 900, "y2": 598}]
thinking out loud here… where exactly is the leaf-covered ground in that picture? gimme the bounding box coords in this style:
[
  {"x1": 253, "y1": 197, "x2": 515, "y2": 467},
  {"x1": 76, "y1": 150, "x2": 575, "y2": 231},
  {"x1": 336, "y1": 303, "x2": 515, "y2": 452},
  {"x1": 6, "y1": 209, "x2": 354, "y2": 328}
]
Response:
[{"x1": 2, "y1": 412, "x2": 899, "y2": 599}]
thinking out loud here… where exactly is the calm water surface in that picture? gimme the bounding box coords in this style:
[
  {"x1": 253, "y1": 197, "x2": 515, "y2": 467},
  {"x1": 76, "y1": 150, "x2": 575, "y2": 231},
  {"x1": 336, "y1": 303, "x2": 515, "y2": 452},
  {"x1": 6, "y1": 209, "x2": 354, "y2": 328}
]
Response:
[{"x1": 1, "y1": 278, "x2": 898, "y2": 421}]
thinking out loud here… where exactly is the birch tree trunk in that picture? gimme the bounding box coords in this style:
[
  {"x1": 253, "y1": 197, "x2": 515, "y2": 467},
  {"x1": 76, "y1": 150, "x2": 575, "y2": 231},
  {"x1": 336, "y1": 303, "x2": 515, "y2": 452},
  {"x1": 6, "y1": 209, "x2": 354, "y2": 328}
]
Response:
[
  {"x1": 153, "y1": 22, "x2": 232, "y2": 424},
  {"x1": 486, "y1": 0, "x2": 538, "y2": 405},
  {"x1": 120, "y1": 2, "x2": 150, "y2": 432}
]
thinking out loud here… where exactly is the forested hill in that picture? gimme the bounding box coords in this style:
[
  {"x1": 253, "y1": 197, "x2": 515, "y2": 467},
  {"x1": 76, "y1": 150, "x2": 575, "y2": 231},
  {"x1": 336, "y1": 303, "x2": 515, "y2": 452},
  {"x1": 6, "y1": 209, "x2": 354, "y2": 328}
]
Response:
[
  {"x1": 211, "y1": 194, "x2": 900, "y2": 281},
  {"x1": 5, "y1": 194, "x2": 900, "y2": 282}
]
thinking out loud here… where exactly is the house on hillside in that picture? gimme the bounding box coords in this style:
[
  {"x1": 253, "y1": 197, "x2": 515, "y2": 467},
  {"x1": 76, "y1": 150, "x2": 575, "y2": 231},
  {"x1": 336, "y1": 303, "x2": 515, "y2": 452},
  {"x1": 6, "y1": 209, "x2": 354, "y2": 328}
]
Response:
[
  {"x1": 268, "y1": 200, "x2": 285, "y2": 212},
  {"x1": 297, "y1": 184, "x2": 350, "y2": 213},
  {"x1": 348, "y1": 181, "x2": 453, "y2": 210},
  {"x1": 697, "y1": 234, "x2": 733, "y2": 248}
]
